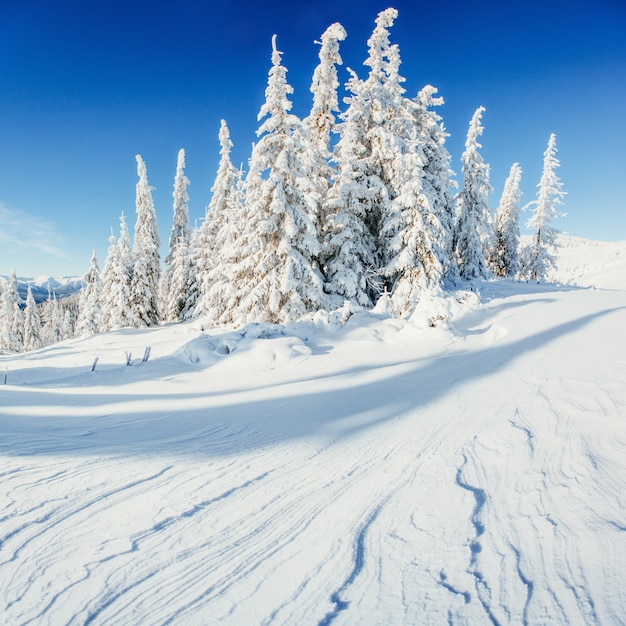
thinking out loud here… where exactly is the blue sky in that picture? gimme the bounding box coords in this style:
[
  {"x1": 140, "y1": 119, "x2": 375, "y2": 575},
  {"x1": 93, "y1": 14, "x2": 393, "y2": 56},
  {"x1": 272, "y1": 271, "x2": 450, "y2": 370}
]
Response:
[{"x1": 1, "y1": 0, "x2": 624, "y2": 278}]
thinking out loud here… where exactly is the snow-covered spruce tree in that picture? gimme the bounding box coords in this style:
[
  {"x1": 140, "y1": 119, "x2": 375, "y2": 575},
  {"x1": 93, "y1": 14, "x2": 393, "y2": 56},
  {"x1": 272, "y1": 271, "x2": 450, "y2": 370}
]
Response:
[
  {"x1": 166, "y1": 236, "x2": 193, "y2": 322},
  {"x1": 101, "y1": 214, "x2": 134, "y2": 330},
  {"x1": 130, "y1": 155, "x2": 161, "y2": 327},
  {"x1": 42, "y1": 293, "x2": 65, "y2": 346},
  {"x1": 226, "y1": 36, "x2": 325, "y2": 325},
  {"x1": 76, "y1": 249, "x2": 102, "y2": 336},
  {"x1": 303, "y1": 22, "x2": 347, "y2": 238},
  {"x1": 63, "y1": 306, "x2": 75, "y2": 340},
  {"x1": 306, "y1": 23, "x2": 347, "y2": 156},
  {"x1": 0, "y1": 278, "x2": 5, "y2": 351},
  {"x1": 1, "y1": 271, "x2": 23, "y2": 352},
  {"x1": 378, "y1": 48, "x2": 448, "y2": 315},
  {"x1": 163, "y1": 148, "x2": 191, "y2": 322},
  {"x1": 23, "y1": 284, "x2": 43, "y2": 351},
  {"x1": 323, "y1": 8, "x2": 401, "y2": 307},
  {"x1": 490, "y1": 162, "x2": 522, "y2": 277},
  {"x1": 322, "y1": 70, "x2": 380, "y2": 308},
  {"x1": 195, "y1": 120, "x2": 244, "y2": 322},
  {"x1": 520, "y1": 133, "x2": 566, "y2": 282},
  {"x1": 413, "y1": 85, "x2": 457, "y2": 283},
  {"x1": 454, "y1": 106, "x2": 493, "y2": 281}
]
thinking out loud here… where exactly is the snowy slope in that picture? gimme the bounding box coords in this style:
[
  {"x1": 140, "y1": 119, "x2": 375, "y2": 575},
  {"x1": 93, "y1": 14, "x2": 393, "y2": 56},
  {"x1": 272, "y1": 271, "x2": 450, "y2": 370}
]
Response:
[
  {"x1": 1, "y1": 242, "x2": 625, "y2": 625},
  {"x1": 548, "y1": 234, "x2": 626, "y2": 290}
]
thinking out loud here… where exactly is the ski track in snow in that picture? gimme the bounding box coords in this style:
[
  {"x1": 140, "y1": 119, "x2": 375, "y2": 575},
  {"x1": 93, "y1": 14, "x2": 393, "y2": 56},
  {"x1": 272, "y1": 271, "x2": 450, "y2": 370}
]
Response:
[{"x1": 1, "y1": 277, "x2": 626, "y2": 624}]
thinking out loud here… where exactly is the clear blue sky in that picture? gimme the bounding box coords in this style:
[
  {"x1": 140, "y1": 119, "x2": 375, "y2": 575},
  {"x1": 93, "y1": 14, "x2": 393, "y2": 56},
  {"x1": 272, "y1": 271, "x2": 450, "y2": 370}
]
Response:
[{"x1": 1, "y1": 0, "x2": 624, "y2": 278}]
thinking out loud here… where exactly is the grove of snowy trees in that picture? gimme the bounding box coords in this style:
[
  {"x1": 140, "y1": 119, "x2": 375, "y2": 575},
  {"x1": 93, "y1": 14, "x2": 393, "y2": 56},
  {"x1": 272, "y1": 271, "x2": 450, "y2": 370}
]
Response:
[{"x1": 0, "y1": 7, "x2": 566, "y2": 353}]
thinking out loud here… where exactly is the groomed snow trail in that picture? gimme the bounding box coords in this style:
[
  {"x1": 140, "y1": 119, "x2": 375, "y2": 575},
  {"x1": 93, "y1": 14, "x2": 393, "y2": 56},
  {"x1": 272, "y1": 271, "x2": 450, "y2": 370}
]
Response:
[{"x1": 1, "y1": 281, "x2": 625, "y2": 625}]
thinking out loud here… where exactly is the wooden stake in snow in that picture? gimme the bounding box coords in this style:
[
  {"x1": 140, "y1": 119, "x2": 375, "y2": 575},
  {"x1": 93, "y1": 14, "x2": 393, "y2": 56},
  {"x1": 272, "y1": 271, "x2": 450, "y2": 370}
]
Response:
[
  {"x1": 142, "y1": 347, "x2": 151, "y2": 363},
  {"x1": 3, "y1": 367, "x2": 7, "y2": 385},
  {"x1": 125, "y1": 352, "x2": 133, "y2": 366},
  {"x1": 91, "y1": 357, "x2": 99, "y2": 372}
]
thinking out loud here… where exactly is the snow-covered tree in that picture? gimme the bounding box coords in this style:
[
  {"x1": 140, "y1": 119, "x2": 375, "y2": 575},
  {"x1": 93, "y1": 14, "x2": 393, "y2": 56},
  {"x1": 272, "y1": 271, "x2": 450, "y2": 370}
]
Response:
[
  {"x1": 42, "y1": 293, "x2": 65, "y2": 346},
  {"x1": 413, "y1": 85, "x2": 457, "y2": 283},
  {"x1": 101, "y1": 214, "x2": 134, "y2": 330},
  {"x1": 323, "y1": 8, "x2": 402, "y2": 307},
  {"x1": 377, "y1": 61, "x2": 449, "y2": 314},
  {"x1": 0, "y1": 279, "x2": 5, "y2": 349},
  {"x1": 165, "y1": 237, "x2": 193, "y2": 322},
  {"x1": 305, "y1": 23, "x2": 347, "y2": 156},
  {"x1": 303, "y1": 22, "x2": 347, "y2": 240},
  {"x1": 323, "y1": 70, "x2": 380, "y2": 307},
  {"x1": 163, "y1": 149, "x2": 191, "y2": 322},
  {"x1": 76, "y1": 249, "x2": 102, "y2": 336},
  {"x1": 1, "y1": 271, "x2": 23, "y2": 352},
  {"x1": 520, "y1": 133, "x2": 566, "y2": 281},
  {"x1": 166, "y1": 148, "x2": 190, "y2": 266},
  {"x1": 23, "y1": 284, "x2": 43, "y2": 351},
  {"x1": 490, "y1": 163, "x2": 522, "y2": 277},
  {"x1": 195, "y1": 120, "x2": 244, "y2": 321},
  {"x1": 226, "y1": 35, "x2": 325, "y2": 324},
  {"x1": 130, "y1": 155, "x2": 161, "y2": 327},
  {"x1": 454, "y1": 106, "x2": 493, "y2": 281}
]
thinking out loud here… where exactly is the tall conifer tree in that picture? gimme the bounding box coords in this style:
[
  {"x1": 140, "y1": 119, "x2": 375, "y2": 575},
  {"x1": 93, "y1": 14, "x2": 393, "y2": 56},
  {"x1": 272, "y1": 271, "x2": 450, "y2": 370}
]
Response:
[
  {"x1": 1, "y1": 271, "x2": 23, "y2": 352},
  {"x1": 164, "y1": 149, "x2": 191, "y2": 322},
  {"x1": 521, "y1": 134, "x2": 566, "y2": 281},
  {"x1": 196, "y1": 120, "x2": 243, "y2": 321},
  {"x1": 23, "y1": 284, "x2": 43, "y2": 351},
  {"x1": 454, "y1": 106, "x2": 492, "y2": 281},
  {"x1": 304, "y1": 23, "x2": 347, "y2": 239},
  {"x1": 324, "y1": 8, "x2": 401, "y2": 307},
  {"x1": 130, "y1": 155, "x2": 161, "y2": 326},
  {"x1": 226, "y1": 36, "x2": 325, "y2": 324},
  {"x1": 101, "y1": 214, "x2": 134, "y2": 330},
  {"x1": 491, "y1": 163, "x2": 522, "y2": 277},
  {"x1": 76, "y1": 250, "x2": 103, "y2": 336}
]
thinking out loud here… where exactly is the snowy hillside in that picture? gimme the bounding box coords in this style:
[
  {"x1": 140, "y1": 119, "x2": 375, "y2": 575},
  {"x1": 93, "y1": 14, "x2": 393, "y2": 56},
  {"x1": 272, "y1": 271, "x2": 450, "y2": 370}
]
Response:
[
  {"x1": 548, "y1": 234, "x2": 626, "y2": 289},
  {"x1": 1, "y1": 241, "x2": 625, "y2": 625}
]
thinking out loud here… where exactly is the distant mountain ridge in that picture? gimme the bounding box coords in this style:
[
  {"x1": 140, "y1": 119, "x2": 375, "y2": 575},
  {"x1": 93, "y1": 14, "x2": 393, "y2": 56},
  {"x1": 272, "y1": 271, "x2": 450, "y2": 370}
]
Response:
[{"x1": 0, "y1": 275, "x2": 85, "y2": 304}]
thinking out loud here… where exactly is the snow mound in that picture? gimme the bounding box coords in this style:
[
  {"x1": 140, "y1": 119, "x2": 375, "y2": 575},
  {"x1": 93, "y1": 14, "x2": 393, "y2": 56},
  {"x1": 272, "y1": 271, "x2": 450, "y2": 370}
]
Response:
[{"x1": 548, "y1": 235, "x2": 626, "y2": 290}]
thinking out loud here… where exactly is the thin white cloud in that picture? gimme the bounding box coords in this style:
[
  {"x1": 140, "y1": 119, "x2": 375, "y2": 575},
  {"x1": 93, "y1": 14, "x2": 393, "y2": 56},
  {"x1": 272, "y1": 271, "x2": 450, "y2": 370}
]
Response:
[{"x1": 0, "y1": 203, "x2": 67, "y2": 258}]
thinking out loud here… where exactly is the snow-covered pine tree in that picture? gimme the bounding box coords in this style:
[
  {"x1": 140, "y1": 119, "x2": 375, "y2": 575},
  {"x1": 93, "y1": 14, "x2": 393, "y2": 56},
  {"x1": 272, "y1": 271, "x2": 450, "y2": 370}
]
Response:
[
  {"x1": 323, "y1": 8, "x2": 401, "y2": 307},
  {"x1": 130, "y1": 155, "x2": 161, "y2": 327},
  {"x1": 42, "y1": 293, "x2": 65, "y2": 346},
  {"x1": 163, "y1": 149, "x2": 191, "y2": 322},
  {"x1": 23, "y1": 283, "x2": 43, "y2": 351},
  {"x1": 101, "y1": 214, "x2": 134, "y2": 330},
  {"x1": 520, "y1": 133, "x2": 566, "y2": 282},
  {"x1": 166, "y1": 237, "x2": 193, "y2": 322},
  {"x1": 303, "y1": 22, "x2": 347, "y2": 240},
  {"x1": 323, "y1": 69, "x2": 380, "y2": 308},
  {"x1": 414, "y1": 85, "x2": 457, "y2": 282},
  {"x1": 226, "y1": 36, "x2": 325, "y2": 324},
  {"x1": 195, "y1": 120, "x2": 243, "y2": 322},
  {"x1": 1, "y1": 271, "x2": 23, "y2": 352},
  {"x1": 490, "y1": 162, "x2": 522, "y2": 277},
  {"x1": 377, "y1": 46, "x2": 448, "y2": 315},
  {"x1": 0, "y1": 278, "x2": 5, "y2": 351},
  {"x1": 178, "y1": 226, "x2": 202, "y2": 321},
  {"x1": 306, "y1": 23, "x2": 347, "y2": 156},
  {"x1": 454, "y1": 106, "x2": 493, "y2": 281},
  {"x1": 76, "y1": 249, "x2": 103, "y2": 336},
  {"x1": 63, "y1": 306, "x2": 75, "y2": 340}
]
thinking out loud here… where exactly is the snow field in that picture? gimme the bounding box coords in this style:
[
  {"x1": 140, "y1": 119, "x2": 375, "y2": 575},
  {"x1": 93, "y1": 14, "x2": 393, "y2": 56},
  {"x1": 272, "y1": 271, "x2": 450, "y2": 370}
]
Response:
[{"x1": 1, "y1": 261, "x2": 626, "y2": 624}]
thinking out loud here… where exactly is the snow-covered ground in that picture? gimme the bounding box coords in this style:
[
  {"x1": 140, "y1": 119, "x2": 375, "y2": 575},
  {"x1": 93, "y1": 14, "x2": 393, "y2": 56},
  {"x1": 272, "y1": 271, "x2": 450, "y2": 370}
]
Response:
[{"x1": 1, "y1": 239, "x2": 625, "y2": 625}]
